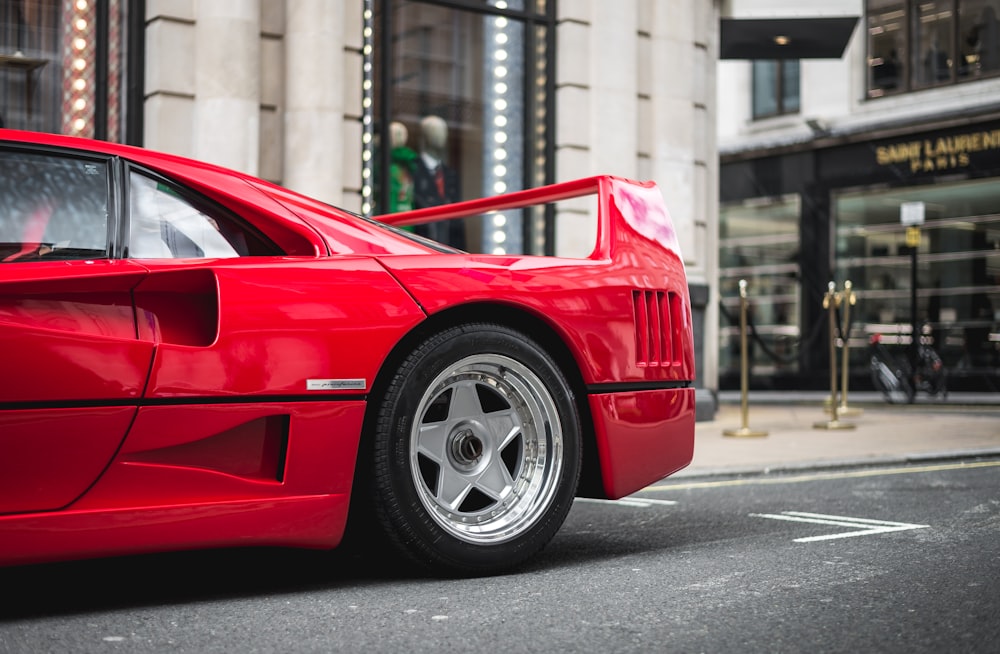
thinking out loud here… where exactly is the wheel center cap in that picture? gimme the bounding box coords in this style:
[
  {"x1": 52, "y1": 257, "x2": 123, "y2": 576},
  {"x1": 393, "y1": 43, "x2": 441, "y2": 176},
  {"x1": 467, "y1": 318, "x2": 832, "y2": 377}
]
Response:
[{"x1": 451, "y1": 428, "x2": 484, "y2": 467}]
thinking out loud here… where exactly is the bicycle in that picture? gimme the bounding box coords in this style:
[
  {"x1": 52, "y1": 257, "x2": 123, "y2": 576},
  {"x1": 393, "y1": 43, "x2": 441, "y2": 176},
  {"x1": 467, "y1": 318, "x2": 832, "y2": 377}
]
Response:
[{"x1": 869, "y1": 328, "x2": 947, "y2": 404}]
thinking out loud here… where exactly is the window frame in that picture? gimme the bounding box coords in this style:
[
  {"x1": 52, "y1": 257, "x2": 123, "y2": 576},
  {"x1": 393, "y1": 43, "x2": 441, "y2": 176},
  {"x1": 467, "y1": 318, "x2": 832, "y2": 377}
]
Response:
[{"x1": 751, "y1": 59, "x2": 801, "y2": 120}]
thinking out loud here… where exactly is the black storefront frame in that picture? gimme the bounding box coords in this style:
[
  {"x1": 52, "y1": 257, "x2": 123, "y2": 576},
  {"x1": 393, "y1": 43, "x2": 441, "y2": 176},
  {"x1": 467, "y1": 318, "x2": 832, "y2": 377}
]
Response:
[
  {"x1": 97, "y1": 0, "x2": 145, "y2": 145},
  {"x1": 720, "y1": 116, "x2": 1000, "y2": 393},
  {"x1": 367, "y1": 0, "x2": 557, "y2": 254},
  {"x1": 123, "y1": 0, "x2": 146, "y2": 146}
]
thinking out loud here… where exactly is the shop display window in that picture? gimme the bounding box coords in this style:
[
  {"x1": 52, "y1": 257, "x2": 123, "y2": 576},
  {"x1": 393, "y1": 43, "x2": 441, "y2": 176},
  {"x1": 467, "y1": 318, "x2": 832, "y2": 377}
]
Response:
[
  {"x1": 0, "y1": 0, "x2": 130, "y2": 140},
  {"x1": 367, "y1": 0, "x2": 553, "y2": 253},
  {"x1": 719, "y1": 194, "x2": 802, "y2": 377},
  {"x1": 834, "y1": 178, "x2": 1000, "y2": 374}
]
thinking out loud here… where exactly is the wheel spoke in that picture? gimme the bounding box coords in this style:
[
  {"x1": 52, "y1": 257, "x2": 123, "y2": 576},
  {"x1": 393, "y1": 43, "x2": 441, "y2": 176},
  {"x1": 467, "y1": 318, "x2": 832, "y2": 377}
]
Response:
[
  {"x1": 448, "y1": 380, "x2": 484, "y2": 420},
  {"x1": 473, "y1": 455, "x2": 514, "y2": 500},
  {"x1": 485, "y1": 410, "x2": 521, "y2": 450},
  {"x1": 437, "y1": 466, "x2": 473, "y2": 511},
  {"x1": 416, "y1": 421, "x2": 450, "y2": 464}
]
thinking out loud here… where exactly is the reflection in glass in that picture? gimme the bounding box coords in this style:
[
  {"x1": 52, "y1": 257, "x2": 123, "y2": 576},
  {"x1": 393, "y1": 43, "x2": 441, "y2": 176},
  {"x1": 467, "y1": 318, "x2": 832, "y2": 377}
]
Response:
[
  {"x1": 960, "y1": 0, "x2": 1000, "y2": 79},
  {"x1": 719, "y1": 195, "x2": 802, "y2": 377},
  {"x1": 868, "y1": 0, "x2": 907, "y2": 96},
  {"x1": 912, "y1": 0, "x2": 953, "y2": 86},
  {"x1": 834, "y1": 178, "x2": 1000, "y2": 373},
  {"x1": 752, "y1": 60, "x2": 799, "y2": 119},
  {"x1": 0, "y1": 1, "x2": 124, "y2": 138},
  {"x1": 0, "y1": 150, "x2": 109, "y2": 261},
  {"x1": 867, "y1": 0, "x2": 1000, "y2": 96}
]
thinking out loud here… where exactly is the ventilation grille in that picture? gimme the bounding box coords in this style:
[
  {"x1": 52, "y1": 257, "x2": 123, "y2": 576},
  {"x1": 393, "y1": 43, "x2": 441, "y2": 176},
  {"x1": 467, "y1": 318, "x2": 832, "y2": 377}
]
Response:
[{"x1": 632, "y1": 289, "x2": 682, "y2": 366}]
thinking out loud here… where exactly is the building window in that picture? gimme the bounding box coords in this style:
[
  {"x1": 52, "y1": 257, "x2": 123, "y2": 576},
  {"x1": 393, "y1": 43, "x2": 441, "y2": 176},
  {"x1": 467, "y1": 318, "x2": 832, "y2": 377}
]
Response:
[
  {"x1": 0, "y1": 0, "x2": 136, "y2": 141},
  {"x1": 367, "y1": 0, "x2": 554, "y2": 253},
  {"x1": 868, "y1": 0, "x2": 1000, "y2": 98},
  {"x1": 752, "y1": 60, "x2": 800, "y2": 120}
]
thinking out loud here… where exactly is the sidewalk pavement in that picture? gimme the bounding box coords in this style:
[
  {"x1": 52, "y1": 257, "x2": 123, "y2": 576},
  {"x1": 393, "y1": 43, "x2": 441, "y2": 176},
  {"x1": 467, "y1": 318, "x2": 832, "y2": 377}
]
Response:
[{"x1": 678, "y1": 391, "x2": 1000, "y2": 478}]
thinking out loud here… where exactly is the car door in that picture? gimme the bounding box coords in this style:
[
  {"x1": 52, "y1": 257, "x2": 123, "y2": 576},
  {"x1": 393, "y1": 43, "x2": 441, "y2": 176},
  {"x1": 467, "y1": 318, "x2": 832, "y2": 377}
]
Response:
[
  {"x1": 0, "y1": 146, "x2": 153, "y2": 515},
  {"x1": 79, "y1": 167, "x2": 427, "y2": 506}
]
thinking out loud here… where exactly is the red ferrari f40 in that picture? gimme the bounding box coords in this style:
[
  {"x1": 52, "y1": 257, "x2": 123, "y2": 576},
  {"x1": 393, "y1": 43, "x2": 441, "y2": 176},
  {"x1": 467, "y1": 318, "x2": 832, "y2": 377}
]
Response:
[{"x1": 0, "y1": 129, "x2": 695, "y2": 576}]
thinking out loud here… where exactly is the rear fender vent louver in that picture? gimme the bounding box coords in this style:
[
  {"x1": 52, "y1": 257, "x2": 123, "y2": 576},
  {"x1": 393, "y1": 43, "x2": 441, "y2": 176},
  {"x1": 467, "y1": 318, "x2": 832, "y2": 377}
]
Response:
[{"x1": 632, "y1": 289, "x2": 682, "y2": 367}]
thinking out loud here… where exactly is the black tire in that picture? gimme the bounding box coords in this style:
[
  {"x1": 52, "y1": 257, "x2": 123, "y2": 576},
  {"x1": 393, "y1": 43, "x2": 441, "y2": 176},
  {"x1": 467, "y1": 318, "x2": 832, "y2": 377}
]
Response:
[
  {"x1": 370, "y1": 323, "x2": 581, "y2": 576},
  {"x1": 870, "y1": 354, "x2": 914, "y2": 404},
  {"x1": 923, "y1": 349, "x2": 948, "y2": 398}
]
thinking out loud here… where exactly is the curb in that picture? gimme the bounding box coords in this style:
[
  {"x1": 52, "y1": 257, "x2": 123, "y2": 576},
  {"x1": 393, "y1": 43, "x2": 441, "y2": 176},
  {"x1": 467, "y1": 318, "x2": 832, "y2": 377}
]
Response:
[{"x1": 669, "y1": 448, "x2": 1000, "y2": 481}]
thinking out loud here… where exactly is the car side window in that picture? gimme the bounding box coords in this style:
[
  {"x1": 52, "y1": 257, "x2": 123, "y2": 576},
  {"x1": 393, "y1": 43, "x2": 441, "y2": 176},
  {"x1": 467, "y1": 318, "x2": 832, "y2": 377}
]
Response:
[
  {"x1": 128, "y1": 171, "x2": 278, "y2": 258},
  {"x1": 0, "y1": 150, "x2": 110, "y2": 263}
]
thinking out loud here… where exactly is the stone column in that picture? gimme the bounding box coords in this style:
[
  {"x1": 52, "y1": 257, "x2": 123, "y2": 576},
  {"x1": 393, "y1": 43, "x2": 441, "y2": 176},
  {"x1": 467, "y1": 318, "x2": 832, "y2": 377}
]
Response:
[
  {"x1": 588, "y1": 0, "x2": 638, "y2": 181},
  {"x1": 647, "y1": 0, "x2": 721, "y2": 419},
  {"x1": 283, "y1": 0, "x2": 345, "y2": 205},
  {"x1": 554, "y1": 1, "x2": 639, "y2": 258},
  {"x1": 193, "y1": 0, "x2": 261, "y2": 175}
]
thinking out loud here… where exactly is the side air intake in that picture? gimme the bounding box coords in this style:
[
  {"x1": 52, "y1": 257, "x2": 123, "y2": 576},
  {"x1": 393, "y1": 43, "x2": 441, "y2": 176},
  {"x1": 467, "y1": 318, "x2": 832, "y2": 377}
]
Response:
[{"x1": 632, "y1": 289, "x2": 683, "y2": 367}]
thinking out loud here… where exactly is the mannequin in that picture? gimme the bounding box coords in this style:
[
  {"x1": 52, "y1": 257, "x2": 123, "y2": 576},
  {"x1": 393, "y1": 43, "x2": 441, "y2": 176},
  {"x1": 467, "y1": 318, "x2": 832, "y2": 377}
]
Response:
[
  {"x1": 388, "y1": 121, "x2": 417, "y2": 214},
  {"x1": 412, "y1": 115, "x2": 463, "y2": 248}
]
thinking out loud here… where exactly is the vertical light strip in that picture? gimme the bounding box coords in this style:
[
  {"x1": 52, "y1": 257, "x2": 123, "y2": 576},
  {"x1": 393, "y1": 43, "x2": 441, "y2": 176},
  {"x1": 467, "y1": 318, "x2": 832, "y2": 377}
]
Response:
[
  {"x1": 482, "y1": 1, "x2": 522, "y2": 254},
  {"x1": 62, "y1": 0, "x2": 96, "y2": 137},
  {"x1": 106, "y1": 0, "x2": 121, "y2": 142},
  {"x1": 361, "y1": 0, "x2": 375, "y2": 218},
  {"x1": 533, "y1": 24, "x2": 547, "y2": 254}
]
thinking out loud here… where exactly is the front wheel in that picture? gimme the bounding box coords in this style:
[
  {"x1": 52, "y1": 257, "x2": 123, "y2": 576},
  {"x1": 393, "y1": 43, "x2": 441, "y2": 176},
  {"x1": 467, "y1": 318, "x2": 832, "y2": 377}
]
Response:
[{"x1": 370, "y1": 323, "x2": 581, "y2": 576}]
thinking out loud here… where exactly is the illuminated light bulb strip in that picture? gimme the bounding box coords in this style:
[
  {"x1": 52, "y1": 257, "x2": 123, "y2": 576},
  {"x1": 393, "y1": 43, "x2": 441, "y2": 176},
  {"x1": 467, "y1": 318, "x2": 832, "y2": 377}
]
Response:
[
  {"x1": 533, "y1": 28, "x2": 547, "y2": 253},
  {"x1": 105, "y1": 0, "x2": 121, "y2": 142},
  {"x1": 61, "y1": 0, "x2": 96, "y2": 137},
  {"x1": 484, "y1": 1, "x2": 519, "y2": 255},
  {"x1": 360, "y1": 0, "x2": 374, "y2": 217}
]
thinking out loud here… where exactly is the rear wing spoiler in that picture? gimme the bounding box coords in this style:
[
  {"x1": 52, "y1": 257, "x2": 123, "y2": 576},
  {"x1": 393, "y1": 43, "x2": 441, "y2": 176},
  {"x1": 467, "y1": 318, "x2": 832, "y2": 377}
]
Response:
[{"x1": 378, "y1": 175, "x2": 682, "y2": 264}]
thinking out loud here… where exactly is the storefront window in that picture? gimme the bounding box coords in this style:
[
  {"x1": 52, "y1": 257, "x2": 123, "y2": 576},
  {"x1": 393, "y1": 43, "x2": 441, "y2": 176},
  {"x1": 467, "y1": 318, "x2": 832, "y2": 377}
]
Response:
[
  {"x1": 834, "y1": 178, "x2": 1000, "y2": 375},
  {"x1": 719, "y1": 195, "x2": 802, "y2": 378},
  {"x1": 369, "y1": 0, "x2": 553, "y2": 253},
  {"x1": 868, "y1": 0, "x2": 1000, "y2": 97},
  {"x1": 0, "y1": 0, "x2": 131, "y2": 140}
]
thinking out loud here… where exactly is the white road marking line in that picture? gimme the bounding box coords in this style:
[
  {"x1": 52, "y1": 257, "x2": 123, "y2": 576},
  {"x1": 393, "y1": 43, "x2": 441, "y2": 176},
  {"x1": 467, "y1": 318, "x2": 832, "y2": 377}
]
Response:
[
  {"x1": 576, "y1": 497, "x2": 678, "y2": 508},
  {"x1": 751, "y1": 511, "x2": 930, "y2": 542}
]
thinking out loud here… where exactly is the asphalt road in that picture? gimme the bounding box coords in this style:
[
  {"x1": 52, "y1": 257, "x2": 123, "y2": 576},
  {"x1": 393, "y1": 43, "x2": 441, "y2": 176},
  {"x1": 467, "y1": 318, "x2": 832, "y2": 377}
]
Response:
[{"x1": 1, "y1": 458, "x2": 998, "y2": 653}]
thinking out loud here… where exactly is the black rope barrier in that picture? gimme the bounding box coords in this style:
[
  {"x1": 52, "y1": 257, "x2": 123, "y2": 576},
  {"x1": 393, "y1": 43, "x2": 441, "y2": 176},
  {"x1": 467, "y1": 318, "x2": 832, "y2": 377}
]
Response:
[{"x1": 719, "y1": 292, "x2": 843, "y2": 367}]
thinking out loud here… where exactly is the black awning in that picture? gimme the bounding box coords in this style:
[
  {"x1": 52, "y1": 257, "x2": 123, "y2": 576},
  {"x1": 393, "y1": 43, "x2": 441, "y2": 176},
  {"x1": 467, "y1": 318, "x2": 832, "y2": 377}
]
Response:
[{"x1": 720, "y1": 17, "x2": 859, "y2": 60}]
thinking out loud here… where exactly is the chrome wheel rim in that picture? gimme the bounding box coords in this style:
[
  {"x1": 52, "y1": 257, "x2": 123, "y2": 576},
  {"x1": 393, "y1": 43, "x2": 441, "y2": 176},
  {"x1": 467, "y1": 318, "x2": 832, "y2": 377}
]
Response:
[{"x1": 409, "y1": 353, "x2": 563, "y2": 544}]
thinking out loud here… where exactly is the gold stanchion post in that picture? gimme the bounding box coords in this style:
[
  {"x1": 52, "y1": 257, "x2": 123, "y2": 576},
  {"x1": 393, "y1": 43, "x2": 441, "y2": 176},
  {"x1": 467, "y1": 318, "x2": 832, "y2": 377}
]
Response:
[
  {"x1": 815, "y1": 281, "x2": 856, "y2": 430},
  {"x1": 836, "y1": 280, "x2": 862, "y2": 417},
  {"x1": 724, "y1": 279, "x2": 768, "y2": 438}
]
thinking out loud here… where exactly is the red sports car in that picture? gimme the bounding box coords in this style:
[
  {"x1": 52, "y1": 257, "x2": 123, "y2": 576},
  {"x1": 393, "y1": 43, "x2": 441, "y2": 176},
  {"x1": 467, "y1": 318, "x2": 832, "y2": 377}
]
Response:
[{"x1": 0, "y1": 129, "x2": 695, "y2": 576}]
